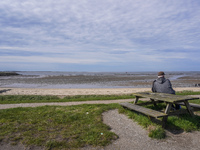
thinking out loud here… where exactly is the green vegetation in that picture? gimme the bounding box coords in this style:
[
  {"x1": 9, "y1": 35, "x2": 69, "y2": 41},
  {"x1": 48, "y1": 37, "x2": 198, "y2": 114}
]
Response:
[
  {"x1": 0, "y1": 90, "x2": 200, "y2": 148},
  {"x1": 1, "y1": 90, "x2": 200, "y2": 104},
  {"x1": 119, "y1": 101, "x2": 200, "y2": 139},
  {"x1": 0, "y1": 72, "x2": 19, "y2": 76},
  {"x1": 176, "y1": 90, "x2": 200, "y2": 96},
  {"x1": 118, "y1": 105, "x2": 166, "y2": 139},
  {"x1": 176, "y1": 90, "x2": 200, "y2": 104},
  {"x1": 0, "y1": 94, "x2": 135, "y2": 104},
  {"x1": 190, "y1": 99, "x2": 200, "y2": 104},
  {"x1": 167, "y1": 114, "x2": 200, "y2": 132},
  {"x1": 0, "y1": 104, "x2": 119, "y2": 149}
]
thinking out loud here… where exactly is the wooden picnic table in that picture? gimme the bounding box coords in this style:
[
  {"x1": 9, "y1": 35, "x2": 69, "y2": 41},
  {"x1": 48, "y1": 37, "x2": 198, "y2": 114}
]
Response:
[
  {"x1": 120, "y1": 92, "x2": 200, "y2": 127},
  {"x1": 133, "y1": 92, "x2": 199, "y2": 116}
]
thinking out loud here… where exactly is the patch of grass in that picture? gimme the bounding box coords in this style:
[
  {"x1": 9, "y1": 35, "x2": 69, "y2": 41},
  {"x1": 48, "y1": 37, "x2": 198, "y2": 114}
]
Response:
[
  {"x1": 176, "y1": 90, "x2": 200, "y2": 104},
  {"x1": 0, "y1": 104, "x2": 119, "y2": 149},
  {"x1": 118, "y1": 106, "x2": 166, "y2": 139},
  {"x1": 1, "y1": 90, "x2": 200, "y2": 104},
  {"x1": 119, "y1": 101, "x2": 200, "y2": 139},
  {"x1": 167, "y1": 114, "x2": 200, "y2": 132},
  {"x1": 0, "y1": 94, "x2": 135, "y2": 104},
  {"x1": 176, "y1": 90, "x2": 200, "y2": 95},
  {"x1": 0, "y1": 95, "x2": 60, "y2": 104},
  {"x1": 190, "y1": 99, "x2": 200, "y2": 104},
  {"x1": 62, "y1": 94, "x2": 134, "y2": 101},
  {"x1": 148, "y1": 126, "x2": 166, "y2": 139}
]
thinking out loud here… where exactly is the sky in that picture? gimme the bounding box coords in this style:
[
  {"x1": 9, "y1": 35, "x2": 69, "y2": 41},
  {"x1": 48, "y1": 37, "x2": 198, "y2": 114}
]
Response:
[{"x1": 0, "y1": 0, "x2": 200, "y2": 72}]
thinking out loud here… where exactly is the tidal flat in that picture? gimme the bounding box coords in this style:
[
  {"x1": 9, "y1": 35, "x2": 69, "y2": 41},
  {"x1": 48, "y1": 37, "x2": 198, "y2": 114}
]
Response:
[{"x1": 0, "y1": 71, "x2": 200, "y2": 89}]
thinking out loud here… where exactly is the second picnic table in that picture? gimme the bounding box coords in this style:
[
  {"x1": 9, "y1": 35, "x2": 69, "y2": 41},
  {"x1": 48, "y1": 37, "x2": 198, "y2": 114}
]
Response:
[{"x1": 120, "y1": 92, "x2": 200, "y2": 127}]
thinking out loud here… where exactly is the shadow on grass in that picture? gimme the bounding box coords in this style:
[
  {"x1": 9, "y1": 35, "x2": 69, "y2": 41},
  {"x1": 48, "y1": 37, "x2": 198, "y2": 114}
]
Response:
[
  {"x1": 146, "y1": 104, "x2": 200, "y2": 133},
  {"x1": 165, "y1": 113, "x2": 200, "y2": 133}
]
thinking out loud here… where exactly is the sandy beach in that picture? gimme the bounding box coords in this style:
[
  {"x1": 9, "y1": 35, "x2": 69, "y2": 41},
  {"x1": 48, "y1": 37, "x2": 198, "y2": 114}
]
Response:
[{"x1": 1, "y1": 87, "x2": 200, "y2": 96}]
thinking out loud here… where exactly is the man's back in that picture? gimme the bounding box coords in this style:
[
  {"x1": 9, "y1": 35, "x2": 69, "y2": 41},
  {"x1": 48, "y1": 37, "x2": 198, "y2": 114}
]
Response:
[{"x1": 152, "y1": 77, "x2": 175, "y2": 94}]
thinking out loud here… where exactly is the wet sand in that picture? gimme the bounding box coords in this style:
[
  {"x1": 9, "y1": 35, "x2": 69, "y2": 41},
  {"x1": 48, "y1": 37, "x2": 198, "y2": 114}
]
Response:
[
  {"x1": 1, "y1": 72, "x2": 200, "y2": 89},
  {"x1": 1, "y1": 71, "x2": 200, "y2": 96}
]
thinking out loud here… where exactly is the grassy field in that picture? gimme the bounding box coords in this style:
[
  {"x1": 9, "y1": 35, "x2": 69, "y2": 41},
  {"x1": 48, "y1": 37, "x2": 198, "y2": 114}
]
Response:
[
  {"x1": 0, "y1": 104, "x2": 119, "y2": 149},
  {"x1": 0, "y1": 91, "x2": 200, "y2": 149},
  {"x1": 0, "y1": 90, "x2": 200, "y2": 104},
  {"x1": 0, "y1": 94, "x2": 135, "y2": 104}
]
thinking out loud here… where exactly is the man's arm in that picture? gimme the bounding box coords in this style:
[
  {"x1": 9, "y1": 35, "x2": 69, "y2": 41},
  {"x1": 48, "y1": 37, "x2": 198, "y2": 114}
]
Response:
[
  {"x1": 151, "y1": 80, "x2": 156, "y2": 92},
  {"x1": 166, "y1": 79, "x2": 175, "y2": 94}
]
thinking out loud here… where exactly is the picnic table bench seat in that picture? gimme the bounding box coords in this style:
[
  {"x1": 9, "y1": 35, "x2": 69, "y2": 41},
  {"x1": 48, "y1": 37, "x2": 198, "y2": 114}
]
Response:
[
  {"x1": 176, "y1": 102, "x2": 200, "y2": 109},
  {"x1": 120, "y1": 102, "x2": 168, "y2": 118}
]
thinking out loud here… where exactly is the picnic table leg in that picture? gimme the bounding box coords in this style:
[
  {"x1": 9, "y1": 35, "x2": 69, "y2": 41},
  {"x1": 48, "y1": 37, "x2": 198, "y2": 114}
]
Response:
[
  {"x1": 184, "y1": 100, "x2": 194, "y2": 116},
  {"x1": 134, "y1": 96, "x2": 139, "y2": 104},
  {"x1": 150, "y1": 98, "x2": 157, "y2": 106},
  {"x1": 162, "y1": 103, "x2": 172, "y2": 128}
]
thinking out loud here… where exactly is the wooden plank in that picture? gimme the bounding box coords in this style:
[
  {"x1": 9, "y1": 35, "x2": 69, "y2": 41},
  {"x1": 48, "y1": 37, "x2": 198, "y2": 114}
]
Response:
[
  {"x1": 133, "y1": 92, "x2": 199, "y2": 103},
  {"x1": 184, "y1": 101, "x2": 194, "y2": 116},
  {"x1": 164, "y1": 103, "x2": 172, "y2": 114},
  {"x1": 162, "y1": 103, "x2": 172, "y2": 127},
  {"x1": 176, "y1": 102, "x2": 200, "y2": 109},
  {"x1": 120, "y1": 102, "x2": 168, "y2": 118},
  {"x1": 137, "y1": 101, "x2": 163, "y2": 106},
  {"x1": 134, "y1": 96, "x2": 139, "y2": 104}
]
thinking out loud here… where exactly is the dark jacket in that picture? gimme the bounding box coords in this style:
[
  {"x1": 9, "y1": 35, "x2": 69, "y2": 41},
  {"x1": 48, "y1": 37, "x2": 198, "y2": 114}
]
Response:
[{"x1": 152, "y1": 77, "x2": 175, "y2": 94}]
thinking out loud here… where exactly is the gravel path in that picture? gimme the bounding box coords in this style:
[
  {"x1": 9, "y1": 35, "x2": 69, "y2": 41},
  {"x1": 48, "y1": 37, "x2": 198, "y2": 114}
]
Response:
[{"x1": 103, "y1": 109, "x2": 200, "y2": 150}]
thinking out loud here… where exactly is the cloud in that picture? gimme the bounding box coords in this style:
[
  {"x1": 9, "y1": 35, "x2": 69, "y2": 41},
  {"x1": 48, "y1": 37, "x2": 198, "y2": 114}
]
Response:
[{"x1": 0, "y1": 0, "x2": 200, "y2": 71}]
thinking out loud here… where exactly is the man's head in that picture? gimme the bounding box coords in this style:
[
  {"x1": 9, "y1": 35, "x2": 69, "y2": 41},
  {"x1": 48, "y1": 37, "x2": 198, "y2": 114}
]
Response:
[{"x1": 158, "y1": 71, "x2": 165, "y2": 77}]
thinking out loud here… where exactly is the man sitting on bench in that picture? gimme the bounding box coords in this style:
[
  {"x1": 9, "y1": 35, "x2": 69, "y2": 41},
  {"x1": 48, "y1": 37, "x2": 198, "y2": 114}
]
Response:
[{"x1": 152, "y1": 71, "x2": 181, "y2": 110}]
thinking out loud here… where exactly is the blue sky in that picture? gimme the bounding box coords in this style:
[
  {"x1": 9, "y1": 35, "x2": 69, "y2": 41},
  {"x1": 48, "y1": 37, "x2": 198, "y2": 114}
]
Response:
[{"x1": 0, "y1": 0, "x2": 200, "y2": 72}]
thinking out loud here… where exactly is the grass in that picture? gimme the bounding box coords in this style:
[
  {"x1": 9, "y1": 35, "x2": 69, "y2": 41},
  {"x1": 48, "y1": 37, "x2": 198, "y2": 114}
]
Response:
[
  {"x1": 118, "y1": 102, "x2": 200, "y2": 139},
  {"x1": 0, "y1": 90, "x2": 200, "y2": 148},
  {"x1": 176, "y1": 90, "x2": 200, "y2": 104},
  {"x1": 176, "y1": 90, "x2": 200, "y2": 96},
  {"x1": 0, "y1": 104, "x2": 119, "y2": 149},
  {"x1": 0, "y1": 103, "x2": 200, "y2": 149},
  {"x1": 0, "y1": 94, "x2": 135, "y2": 104},
  {"x1": 118, "y1": 105, "x2": 166, "y2": 139},
  {"x1": 1, "y1": 90, "x2": 200, "y2": 104}
]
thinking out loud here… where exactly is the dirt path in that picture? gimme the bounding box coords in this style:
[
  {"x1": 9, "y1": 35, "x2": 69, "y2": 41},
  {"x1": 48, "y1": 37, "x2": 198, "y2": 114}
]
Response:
[{"x1": 103, "y1": 109, "x2": 200, "y2": 150}]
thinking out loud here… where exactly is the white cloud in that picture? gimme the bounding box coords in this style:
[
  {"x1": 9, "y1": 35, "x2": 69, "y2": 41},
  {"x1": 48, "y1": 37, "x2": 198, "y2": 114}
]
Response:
[
  {"x1": 0, "y1": 55, "x2": 107, "y2": 64},
  {"x1": 0, "y1": 0, "x2": 200, "y2": 71}
]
